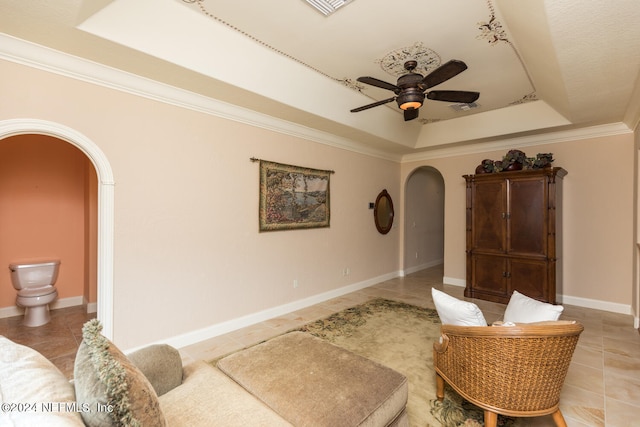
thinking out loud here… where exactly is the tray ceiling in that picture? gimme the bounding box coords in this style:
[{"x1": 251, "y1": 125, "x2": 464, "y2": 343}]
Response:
[{"x1": 1, "y1": 0, "x2": 639, "y2": 157}]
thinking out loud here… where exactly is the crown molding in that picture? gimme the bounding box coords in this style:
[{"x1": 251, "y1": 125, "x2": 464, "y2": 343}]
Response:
[
  {"x1": 1, "y1": 34, "x2": 632, "y2": 165},
  {"x1": 0, "y1": 33, "x2": 401, "y2": 162},
  {"x1": 401, "y1": 122, "x2": 632, "y2": 163}
]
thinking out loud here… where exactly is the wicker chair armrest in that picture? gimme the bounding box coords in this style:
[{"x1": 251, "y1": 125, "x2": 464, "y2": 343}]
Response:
[
  {"x1": 440, "y1": 321, "x2": 583, "y2": 338},
  {"x1": 433, "y1": 333, "x2": 449, "y2": 353}
]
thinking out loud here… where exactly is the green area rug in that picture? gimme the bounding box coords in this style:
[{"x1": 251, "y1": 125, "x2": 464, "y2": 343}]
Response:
[{"x1": 296, "y1": 298, "x2": 519, "y2": 427}]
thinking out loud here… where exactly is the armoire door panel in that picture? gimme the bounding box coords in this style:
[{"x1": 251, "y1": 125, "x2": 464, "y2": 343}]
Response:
[
  {"x1": 471, "y1": 255, "x2": 507, "y2": 295},
  {"x1": 508, "y1": 258, "x2": 548, "y2": 301},
  {"x1": 508, "y1": 177, "x2": 547, "y2": 256},
  {"x1": 471, "y1": 180, "x2": 506, "y2": 252}
]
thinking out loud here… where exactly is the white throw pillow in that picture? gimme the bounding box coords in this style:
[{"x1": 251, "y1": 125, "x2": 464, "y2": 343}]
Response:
[
  {"x1": 503, "y1": 290, "x2": 564, "y2": 323},
  {"x1": 431, "y1": 288, "x2": 487, "y2": 326},
  {"x1": 0, "y1": 336, "x2": 85, "y2": 426}
]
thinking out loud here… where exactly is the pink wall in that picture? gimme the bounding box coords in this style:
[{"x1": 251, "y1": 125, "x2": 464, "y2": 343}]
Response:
[{"x1": 0, "y1": 134, "x2": 97, "y2": 309}]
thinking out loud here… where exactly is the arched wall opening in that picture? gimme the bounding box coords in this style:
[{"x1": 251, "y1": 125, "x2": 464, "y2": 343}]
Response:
[
  {"x1": 0, "y1": 119, "x2": 114, "y2": 339},
  {"x1": 403, "y1": 166, "x2": 445, "y2": 274}
]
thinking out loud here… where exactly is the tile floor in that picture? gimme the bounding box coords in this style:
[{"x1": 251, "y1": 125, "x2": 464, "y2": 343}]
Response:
[
  {"x1": 2, "y1": 266, "x2": 639, "y2": 426},
  {"x1": 0, "y1": 304, "x2": 95, "y2": 378}
]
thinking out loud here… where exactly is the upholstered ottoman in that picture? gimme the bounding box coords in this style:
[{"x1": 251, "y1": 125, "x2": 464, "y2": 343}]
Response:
[{"x1": 217, "y1": 331, "x2": 408, "y2": 427}]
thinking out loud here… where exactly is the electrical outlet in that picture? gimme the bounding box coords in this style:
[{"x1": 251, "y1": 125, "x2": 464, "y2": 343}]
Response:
[{"x1": 293, "y1": 279, "x2": 299, "y2": 288}]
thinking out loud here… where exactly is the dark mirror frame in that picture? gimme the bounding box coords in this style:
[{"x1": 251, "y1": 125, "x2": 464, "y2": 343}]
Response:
[{"x1": 374, "y1": 189, "x2": 394, "y2": 234}]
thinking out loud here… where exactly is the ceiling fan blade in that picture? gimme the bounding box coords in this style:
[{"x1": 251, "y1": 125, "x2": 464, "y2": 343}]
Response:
[
  {"x1": 404, "y1": 108, "x2": 419, "y2": 121},
  {"x1": 421, "y1": 60, "x2": 468, "y2": 89},
  {"x1": 426, "y1": 90, "x2": 480, "y2": 103},
  {"x1": 350, "y1": 96, "x2": 397, "y2": 113},
  {"x1": 357, "y1": 76, "x2": 399, "y2": 92}
]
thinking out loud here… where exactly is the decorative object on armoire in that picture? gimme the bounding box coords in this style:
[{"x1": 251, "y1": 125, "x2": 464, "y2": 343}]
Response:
[
  {"x1": 475, "y1": 159, "x2": 494, "y2": 174},
  {"x1": 501, "y1": 149, "x2": 527, "y2": 171},
  {"x1": 373, "y1": 189, "x2": 394, "y2": 234},
  {"x1": 252, "y1": 158, "x2": 332, "y2": 232},
  {"x1": 474, "y1": 150, "x2": 554, "y2": 174},
  {"x1": 463, "y1": 167, "x2": 567, "y2": 304},
  {"x1": 530, "y1": 152, "x2": 554, "y2": 169}
]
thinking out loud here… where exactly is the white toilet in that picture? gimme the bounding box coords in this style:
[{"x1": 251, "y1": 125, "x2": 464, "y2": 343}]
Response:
[{"x1": 9, "y1": 260, "x2": 60, "y2": 327}]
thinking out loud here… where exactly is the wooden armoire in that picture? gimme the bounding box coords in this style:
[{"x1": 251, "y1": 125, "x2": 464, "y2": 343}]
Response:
[{"x1": 463, "y1": 167, "x2": 567, "y2": 304}]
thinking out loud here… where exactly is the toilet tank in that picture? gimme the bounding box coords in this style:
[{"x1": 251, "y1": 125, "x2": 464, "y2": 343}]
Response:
[{"x1": 9, "y1": 260, "x2": 61, "y2": 290}]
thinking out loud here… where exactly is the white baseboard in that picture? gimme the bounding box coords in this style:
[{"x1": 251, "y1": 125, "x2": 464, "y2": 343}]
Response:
[
  {"x1": 561, "y1": 294, "x2": 632, "y2": 316},
  {"x1": 126, "y1": 270, "x2": 403, "y2": 353},
  {"x1": 0, "y1": 305, "x2": 23, "y2": 319},
  {"x1": 143, "y1": 272, "x2": 633, "y2": 353},
  {"x1": 50, "y1": 296, "x2": 84, "y2": 310},
  {"x1": 410, "y1": 276, "x2": 635, "y2": 319},
  {"x1": 0, "y1": 296, "x2": 94, "y2": 319},
  {"x1": 443, "y1": 276, "x2": 466, "y2": 287},
  {"x1": 402, "y1": 258, "x2": 444, "y2": 276},
  {"x1": 86, "y1": 301, "x2": 98, "y2": 314}
]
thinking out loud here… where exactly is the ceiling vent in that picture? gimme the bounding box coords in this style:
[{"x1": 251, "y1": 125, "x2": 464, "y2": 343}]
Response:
[
  {"x1": 449, "y1": 102, "x2": 480, "y2": 112},
  {"x1": 303, "y1": 0, "x2": 355, "y2": 16}
]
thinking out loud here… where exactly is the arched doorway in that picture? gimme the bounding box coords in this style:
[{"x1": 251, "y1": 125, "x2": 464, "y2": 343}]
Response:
[
  {"x1": 0, "y1": 119, "x2": 114, "y2": 339},
  {"x1": 403, "y1": 166, "x2": 445, "y2": 274}
]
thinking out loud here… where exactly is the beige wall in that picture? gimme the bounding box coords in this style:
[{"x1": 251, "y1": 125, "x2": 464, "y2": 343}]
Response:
[
  {"x1": 0, "y1": 60, "x2": 401, "y2": 348},
  {"x1": 402, "y1": 133, "x2": 635, "y2": 308},
  {"x1": 1, "y1": 56, "x2": 636, "y2": 348}
]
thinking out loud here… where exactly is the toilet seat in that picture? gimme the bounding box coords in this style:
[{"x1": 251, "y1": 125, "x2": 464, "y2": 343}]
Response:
[
  {"x1": 17, "y1": 286, "x2": 57, "y2": 298},
  {"x1": 16, "y1": 288, "x2": 58, "y2": 310}
]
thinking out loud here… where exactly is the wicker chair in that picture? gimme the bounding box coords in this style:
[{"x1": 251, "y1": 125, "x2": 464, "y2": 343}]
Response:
[{"x1": 433, "y1": 321, "x2": 583, "y2": 427}]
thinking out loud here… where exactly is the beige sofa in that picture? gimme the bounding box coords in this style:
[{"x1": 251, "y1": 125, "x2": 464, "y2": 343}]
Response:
[{"x1": 1, "y1": 321, "x2": 408, "y2": 427}]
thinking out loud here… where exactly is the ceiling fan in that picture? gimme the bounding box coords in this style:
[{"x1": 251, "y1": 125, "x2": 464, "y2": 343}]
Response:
[{"x1": 350, "y1": 59, "x2": 480, "y2": 121}]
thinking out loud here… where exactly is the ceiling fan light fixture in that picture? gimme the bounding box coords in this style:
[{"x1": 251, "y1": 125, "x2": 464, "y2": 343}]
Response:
[
  {"x1": 397, "y1": 91, "x2": 424, "y2": 110},
  {"x1": 400, "y1": 101, "x2": 422, "y2": 110},
  {"x1": 352, "y1": 59, "x2": 478, "y2": 121}
]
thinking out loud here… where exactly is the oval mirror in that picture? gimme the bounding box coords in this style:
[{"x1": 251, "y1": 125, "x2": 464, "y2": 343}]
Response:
[{"x1": 374, "y1": 189, "x2": 394, "y2": 234}]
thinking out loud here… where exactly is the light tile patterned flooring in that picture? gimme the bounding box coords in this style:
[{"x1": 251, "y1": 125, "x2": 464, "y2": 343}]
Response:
[
  {"x1": 2, "y1": 266, "x2": 639, "y2": 426},
  {"x1": 0, "y1": 305, "x2": 95, "y2": 378}
]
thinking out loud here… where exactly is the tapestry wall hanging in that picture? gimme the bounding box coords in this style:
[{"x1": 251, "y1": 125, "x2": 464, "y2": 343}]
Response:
[{"x1": 258, "y1": 160, "x2": 331, "y2": 232}]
